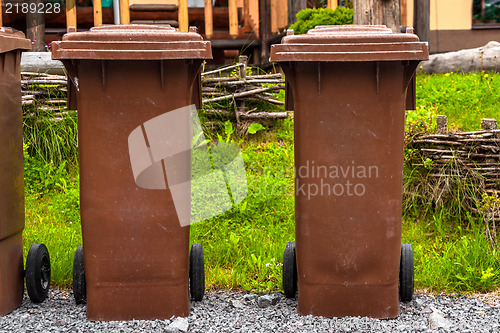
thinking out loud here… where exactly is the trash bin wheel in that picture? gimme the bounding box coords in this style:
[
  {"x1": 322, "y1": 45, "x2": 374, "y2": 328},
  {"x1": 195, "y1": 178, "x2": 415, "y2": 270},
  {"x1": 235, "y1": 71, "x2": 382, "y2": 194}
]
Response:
[
  {"x1": 283, "y1": 242, "x2": 298, "y2": 298},
  {"x1": 25, "y1": 243, "x2": 51, "y2": 303},
  {"x1": 73, "y1": 246, "x2": 87, "y2": 304},
  {"x1": 189, "y1": 243, "x2": 205, "y2": 301},
  {"x1": 399, "y1": 243, "x2": 414, "y2": 302}
]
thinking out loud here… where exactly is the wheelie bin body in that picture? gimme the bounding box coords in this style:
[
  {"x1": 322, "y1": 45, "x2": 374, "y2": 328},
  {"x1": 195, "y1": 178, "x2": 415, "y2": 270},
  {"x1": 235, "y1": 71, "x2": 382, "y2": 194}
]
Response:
[
  {"x1": 0, "y1": 28, "x2": 30, "y2": 316},
  {"x1": 270, "y1": 26, "x2": 428, "y2": 318},
  {"x1": 52, "y1": 25, "x2": 211, "y2": 321}
]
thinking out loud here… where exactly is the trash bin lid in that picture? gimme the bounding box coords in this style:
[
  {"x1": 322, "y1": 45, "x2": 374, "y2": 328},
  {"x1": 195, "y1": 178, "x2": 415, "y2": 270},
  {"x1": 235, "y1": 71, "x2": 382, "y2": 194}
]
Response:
[
  {"x1": 0, "y1": 27, "x2": 31, "y2": 53},
  {"x1": 270, "y1": 25, "x2": 428, "y2": 62},
  {"x1": 52, "y1": 24, "x2": 212, "y2": 60}
]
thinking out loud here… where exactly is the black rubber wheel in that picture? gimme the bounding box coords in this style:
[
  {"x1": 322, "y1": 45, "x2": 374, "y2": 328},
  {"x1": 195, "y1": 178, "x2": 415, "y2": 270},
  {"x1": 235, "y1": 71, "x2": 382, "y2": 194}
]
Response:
[
  {"x1": 73, "y1": 246, "x2": 87, "y2": 304},
  {"x1": 283, "y1": 242, "x2": 298, "y2": 298},
  {"x1": 399, "y1": 243, "x2": 415, "y2": 302},
  {"x1": 189, "y1": 243, "x2": 205, "y2": 301},
  {"x1": 25, "y1": 243, "x2": 51, "y2": 303}
]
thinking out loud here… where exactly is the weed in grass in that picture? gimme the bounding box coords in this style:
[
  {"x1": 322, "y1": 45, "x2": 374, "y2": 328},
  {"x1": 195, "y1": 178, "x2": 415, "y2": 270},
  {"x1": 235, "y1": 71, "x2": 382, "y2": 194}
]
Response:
[
  {"x1": 23, "y1": 108, "x2": 78, "y2": 165},
  {"x1": 478, "y1": 193, "x2": 500, "y2": 252},
  {"x1": 403, "y1": 152, "x2": 485, "y2": 222}
]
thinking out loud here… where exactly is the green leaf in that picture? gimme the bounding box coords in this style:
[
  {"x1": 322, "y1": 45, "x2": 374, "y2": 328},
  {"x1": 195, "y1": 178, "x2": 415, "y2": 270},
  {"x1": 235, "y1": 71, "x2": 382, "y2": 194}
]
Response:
[{"x1": 248, "y1": 123, "x2": 266, "y2": 134}]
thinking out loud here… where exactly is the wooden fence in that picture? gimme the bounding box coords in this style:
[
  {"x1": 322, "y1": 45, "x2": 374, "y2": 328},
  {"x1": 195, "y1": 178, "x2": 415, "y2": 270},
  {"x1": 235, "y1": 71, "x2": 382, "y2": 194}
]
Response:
[{"x1": 409, "y1": 115, "x2": 500, "y2": 194}]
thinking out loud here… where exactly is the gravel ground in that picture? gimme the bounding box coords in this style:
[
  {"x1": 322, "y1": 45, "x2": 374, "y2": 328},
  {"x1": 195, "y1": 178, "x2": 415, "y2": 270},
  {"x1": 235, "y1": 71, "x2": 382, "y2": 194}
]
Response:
[{"x1": 0, "y1": 289, "x2": 499, "y2": 332}]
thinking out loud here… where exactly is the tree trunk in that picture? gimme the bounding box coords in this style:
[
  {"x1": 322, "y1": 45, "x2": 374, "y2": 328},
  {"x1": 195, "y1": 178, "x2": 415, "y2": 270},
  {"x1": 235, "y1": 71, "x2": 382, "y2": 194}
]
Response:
[
  {"x1": 288, "y1": 0, "x2": 306, "y2": 26},
  {"x1": 413, "y1": 0, "x2": 430, "y2": 44},
  {"x1": 26, "y1": 0, "x2": 46, "y2": 52},
  {"x1": 353, "y1": 0, "x2": 400, "y2": 32}
]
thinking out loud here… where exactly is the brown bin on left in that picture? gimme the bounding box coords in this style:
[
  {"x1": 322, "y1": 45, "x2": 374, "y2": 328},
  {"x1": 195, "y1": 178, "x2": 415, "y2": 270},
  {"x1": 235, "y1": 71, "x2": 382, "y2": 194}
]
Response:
[
  {"x1": 52, "y1": 24, "x2": 212, "y2": 321},
  {"x1": 0, "y1": 27, "x2": 51, "y2": 316}
]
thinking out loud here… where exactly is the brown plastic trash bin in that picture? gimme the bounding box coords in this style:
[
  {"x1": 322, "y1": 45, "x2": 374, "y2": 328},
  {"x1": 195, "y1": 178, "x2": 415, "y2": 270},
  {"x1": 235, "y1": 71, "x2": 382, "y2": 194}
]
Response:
[
  {"x1": 0, "y1": 27, "x2": 52, "y2": 315},
  {"x1": 52, "y1": 24, "x2": 211, "y2": 321},
  {"x1": 271, "y1": 25, "x2": 428, "y2": 319}
]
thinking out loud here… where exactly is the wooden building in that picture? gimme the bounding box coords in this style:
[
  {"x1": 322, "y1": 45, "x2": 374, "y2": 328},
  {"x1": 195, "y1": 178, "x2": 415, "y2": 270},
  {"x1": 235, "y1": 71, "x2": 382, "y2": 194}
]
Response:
[{"x1": 402, "y1": 0, "x2": 500, "y2": 53}]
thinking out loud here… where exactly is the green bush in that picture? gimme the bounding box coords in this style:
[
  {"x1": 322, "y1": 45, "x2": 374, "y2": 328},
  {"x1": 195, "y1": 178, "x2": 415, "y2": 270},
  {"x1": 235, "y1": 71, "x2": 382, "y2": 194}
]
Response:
[{"x1": 289, "y1": 7, "x2": 353, "y2": 35}]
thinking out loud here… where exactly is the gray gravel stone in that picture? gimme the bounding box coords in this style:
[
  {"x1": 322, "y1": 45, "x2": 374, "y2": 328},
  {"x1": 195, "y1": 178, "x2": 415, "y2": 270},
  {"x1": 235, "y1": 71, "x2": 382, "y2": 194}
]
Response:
[
  {"x1": 1, "y1": 290, "x2": 500, "y2": 332},
  {"x1": 229, "y1": 300, "x2": 245, "y2": 309},
  {"x1": 166, "y1": 317, "x2": 189, "y2": 333},
  {"x1": 429, "y1": 307, "x2": 452, "y2": 330},
  {"x1": 256, "y1": 294, "x2": 279, "y2": 308}
]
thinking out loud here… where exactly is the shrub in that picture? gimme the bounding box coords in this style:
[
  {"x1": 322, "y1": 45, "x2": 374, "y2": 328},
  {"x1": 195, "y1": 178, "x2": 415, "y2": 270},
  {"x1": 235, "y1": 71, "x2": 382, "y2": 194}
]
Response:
[{"x1": 289, "y1": 7, "x2": 353, "y2": 35}]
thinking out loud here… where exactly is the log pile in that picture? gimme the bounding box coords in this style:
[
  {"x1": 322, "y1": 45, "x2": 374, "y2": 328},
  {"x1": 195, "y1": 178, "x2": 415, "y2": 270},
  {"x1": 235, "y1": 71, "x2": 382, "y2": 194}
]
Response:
[{"x1": 408, "y1": 115, "x2": 500, "y2": 194}]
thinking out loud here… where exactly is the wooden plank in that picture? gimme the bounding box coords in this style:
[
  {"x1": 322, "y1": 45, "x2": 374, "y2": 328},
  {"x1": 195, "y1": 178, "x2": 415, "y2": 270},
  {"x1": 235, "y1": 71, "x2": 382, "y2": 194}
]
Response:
[
  {"x1": 178, "y1": 0, "x2": 188, "y2": 32},
  {"x1": 66, "y1": 0, "x2": 77, "y2": 32},
  {"x1": 94, "y1": 0, "x2": 103, "y2": 27},
  {"x1": 287, "y1": 0, "x2": 306, "y2": 26},
  {"x1": 401, "y1": 0, "x2": 407, "y2": 26},
  {"x1": 243, "y1": 0, "x2": 249, "y2": 28},
  {"x1": 204, "y1": 0, "x2": 213, "y2": 38},
  {"x1": 278, "y1": 0, "x2": 288, "y2": 30},
  {"x1": 27, "y1": 0, "x2": 45, "y2": 52},
  {"x1": 271, "y1": 0, "x2": 278, "y2": 33},
  {"x1": 129, "y1": 4, "x2": 178, "y2": 11},
  {"x1": 353, "y1": 0, "x2": 400, "y2": 32},
  {"x1": 413, "y1": 0, "x2": 430, "y2": 43},
  {"x1": 327, "y1": 0, "x2": 337, "y2": 10},
  {"x1": 120, "y1": 0, "x2": 130, "y2": 24},
  {"x1": 229, "y1": 0, "x2": 238, "y2": 38}
]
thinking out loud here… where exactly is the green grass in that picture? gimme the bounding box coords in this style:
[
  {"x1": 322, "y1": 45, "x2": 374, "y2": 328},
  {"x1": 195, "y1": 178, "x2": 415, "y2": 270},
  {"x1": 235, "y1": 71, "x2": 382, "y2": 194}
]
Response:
[
  {"x1": 23, "y1": 168, "x2": 81, "y2": 289},
  {"x1": 414, "y1": 71, "x2": 500, "y2": 131},
  {"x1": 20, "y1": 71, "x2": 500, "y2": 294},
  {"x1": 403, "y1": 215, "x2": 500, "y2": 293}
]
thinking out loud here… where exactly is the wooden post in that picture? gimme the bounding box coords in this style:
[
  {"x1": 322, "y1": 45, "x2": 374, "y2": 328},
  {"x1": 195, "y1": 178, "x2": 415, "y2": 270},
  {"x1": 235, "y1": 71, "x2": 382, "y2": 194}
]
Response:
[
  {"x1": 229, "y1": 0, "x2": 238, "y2": 38},
  {"x1": 204, "y1": 0, "x2": 213, "y2": 39},
  {"x1": 66, "y1": 0, "x2": 77, "y2": 32},
  {"x1": 259, "y1": 0, "x2": 271, "y2": 64},
  {"x1": 178, "y1": 0, "x2": 188, "y2": 32},
  {"x1": 237, "y1": 55, "x2": 248, "y2": 125},
  {"x1": 120, "y1": 0, "x2": 130, "y2": 24},
  {"x1": 481, "y1": 118, "x2": 498, "y2": 130},
  {"x1": 353, "y1": 0, "x2": 400, "y2": 32},
  {"x1": 27, "y1": 0, "x2": 46, "y2": 51},
  {"x1": 327, "y1": 0, "x2": 337, "y2": 10},
  {"x1": 413, "y1": 0, "x2": 430, "y2": 44},
  {"x1": 94, "y1": 0, "x2": 103, "y2": 27},
  {"x1": 436, "y1": 115, "x2": 447, "y2": 134},
  {"x1": 288, "y1": 0, "x2": 306, "y2": 26}
]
